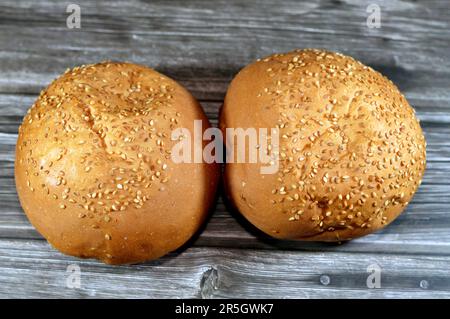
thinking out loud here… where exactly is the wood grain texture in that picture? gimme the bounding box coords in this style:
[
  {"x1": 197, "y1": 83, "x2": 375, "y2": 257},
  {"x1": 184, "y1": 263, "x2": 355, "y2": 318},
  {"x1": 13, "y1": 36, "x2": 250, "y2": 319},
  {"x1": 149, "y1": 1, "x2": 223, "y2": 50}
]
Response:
[
  {"x1": 1, "y1": 239, "x2": 450, "y2": 299},
  {"x1": 0, "y1": 0, "x2": 449, "y2": 298}
]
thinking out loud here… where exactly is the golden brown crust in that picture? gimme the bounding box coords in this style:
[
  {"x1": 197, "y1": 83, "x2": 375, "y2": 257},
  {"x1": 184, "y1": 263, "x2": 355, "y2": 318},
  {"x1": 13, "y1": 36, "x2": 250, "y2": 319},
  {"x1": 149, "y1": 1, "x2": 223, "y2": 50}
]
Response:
[
  {"x1": 15, "y1": 62, "x2": 219, "y2": 264},
  {"x1": 221, "y1": 49, "x2": 426, "y2": 241}
]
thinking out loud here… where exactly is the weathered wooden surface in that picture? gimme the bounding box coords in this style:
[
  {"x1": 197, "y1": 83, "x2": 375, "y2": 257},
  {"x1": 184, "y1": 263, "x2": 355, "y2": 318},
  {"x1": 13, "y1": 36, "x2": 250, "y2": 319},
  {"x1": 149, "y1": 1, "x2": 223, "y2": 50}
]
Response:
[
  {"x1": 2, "y1": 239, "x2": 450, "y2": 298},
  {"x1": 0, "y1": 0, "x2": 450, "y2": 298}
]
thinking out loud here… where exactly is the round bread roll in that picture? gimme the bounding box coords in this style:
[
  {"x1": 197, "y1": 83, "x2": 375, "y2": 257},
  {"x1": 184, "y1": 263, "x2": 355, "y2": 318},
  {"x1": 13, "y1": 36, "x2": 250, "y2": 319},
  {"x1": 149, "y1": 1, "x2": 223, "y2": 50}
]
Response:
[
  {"x1": 221, "y1": 49, "x2": 426, "y2": 241},
  {"x1": 15, "y1": 62, "x2": 219, "y2": 264}
]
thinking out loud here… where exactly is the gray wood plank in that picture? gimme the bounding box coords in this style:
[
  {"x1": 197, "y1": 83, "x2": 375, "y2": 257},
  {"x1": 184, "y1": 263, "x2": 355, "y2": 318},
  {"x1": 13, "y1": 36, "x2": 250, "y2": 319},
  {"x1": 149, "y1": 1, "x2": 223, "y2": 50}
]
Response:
[
  {"x1": 0, "y1": 0, "x2": 449, "y2": 103},
  {"x1": 0, "y1": 239, "x2": 449, "y2": 298}
]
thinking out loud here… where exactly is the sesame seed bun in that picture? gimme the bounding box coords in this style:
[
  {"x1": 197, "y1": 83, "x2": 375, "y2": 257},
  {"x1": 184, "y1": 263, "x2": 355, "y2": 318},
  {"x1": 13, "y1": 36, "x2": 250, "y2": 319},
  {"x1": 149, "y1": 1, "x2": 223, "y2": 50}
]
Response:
[
  {"x1": 15, "y1": 62, "x2": 219, "y2": 264},
  {"x1": 220, "y1": 49, "x2": 426, "y2": 241}
]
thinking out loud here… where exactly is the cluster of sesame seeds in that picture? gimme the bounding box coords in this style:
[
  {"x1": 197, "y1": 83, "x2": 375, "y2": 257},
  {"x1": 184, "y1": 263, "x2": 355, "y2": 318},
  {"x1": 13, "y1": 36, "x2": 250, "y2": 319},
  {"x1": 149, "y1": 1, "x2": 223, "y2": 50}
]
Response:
[
  {"x1": 17, "y1": 62, "x2": 183, "y2": 242},
  {"x1": 258, "y1": 49, "x2": 426, "y2": 235}
]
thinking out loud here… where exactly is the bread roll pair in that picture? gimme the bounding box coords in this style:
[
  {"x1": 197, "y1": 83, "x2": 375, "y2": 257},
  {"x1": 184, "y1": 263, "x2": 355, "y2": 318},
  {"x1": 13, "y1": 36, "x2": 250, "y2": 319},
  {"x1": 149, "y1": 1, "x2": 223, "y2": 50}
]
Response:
[{"x1": 16, "y1": 50, "x2": 426, "y2": 264}]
